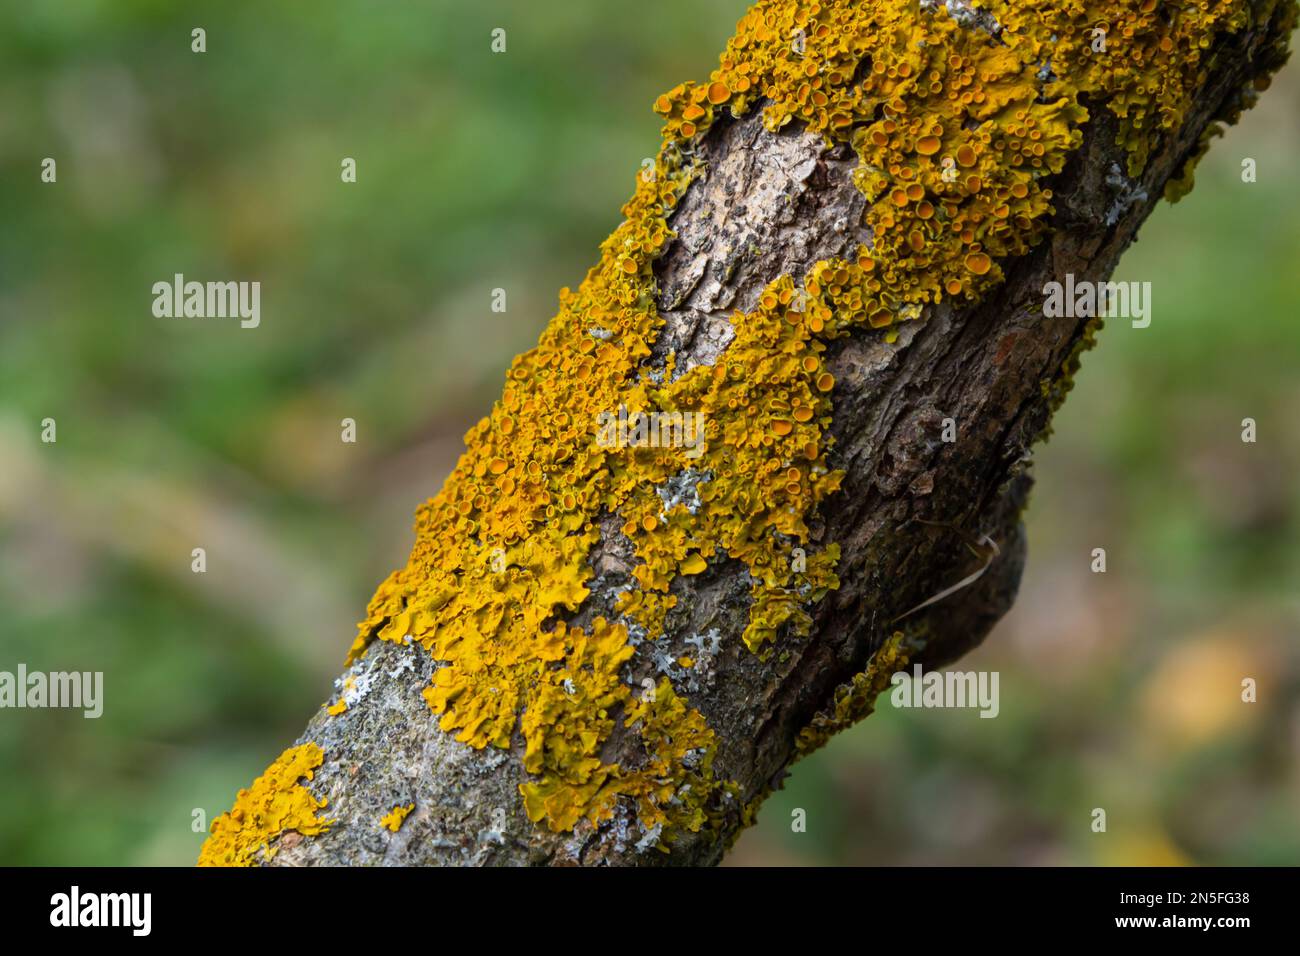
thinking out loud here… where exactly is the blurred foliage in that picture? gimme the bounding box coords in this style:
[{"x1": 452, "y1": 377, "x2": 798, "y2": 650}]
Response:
[{"x1": 0, "y1": 1, "x2": 1296, "y2": 866}]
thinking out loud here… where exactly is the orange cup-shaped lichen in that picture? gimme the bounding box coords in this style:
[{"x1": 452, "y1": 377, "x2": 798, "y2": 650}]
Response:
[{"x1": 916, "y1": 135, "x2": 942, "y2": 155}]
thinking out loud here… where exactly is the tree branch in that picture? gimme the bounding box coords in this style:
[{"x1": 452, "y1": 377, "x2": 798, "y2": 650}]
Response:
[{"x1": 198, "y1": 0, "x2": 1296, "y2": 867}]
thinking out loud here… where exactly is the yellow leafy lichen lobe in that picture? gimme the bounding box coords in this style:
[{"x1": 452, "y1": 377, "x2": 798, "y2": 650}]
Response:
[
  {"x1": 326, "y1": 699, "x2": 348, "y2": 716},
  {"x1": 198, "y1": 743, "x2": 331, "y2": 867},
  {"x1": 519, "y1": 676, "x2": 728, "y2": 844},
  {"x1": 380, "y1": 803, "x2": 414, "y2": 832}
]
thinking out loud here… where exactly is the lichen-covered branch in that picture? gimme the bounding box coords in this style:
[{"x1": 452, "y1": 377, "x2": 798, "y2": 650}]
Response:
[{"x1": 199, "y1": 0, "x2": 1295, "y2": 866}]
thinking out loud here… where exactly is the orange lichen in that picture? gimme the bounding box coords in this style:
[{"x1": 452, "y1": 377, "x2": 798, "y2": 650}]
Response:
[
  {"x1": 198, "y1": 743, "x2": 330, "y2": 867},
  {"x1": 380, "y1": 803, "x2": 414, "y2": 832},
  {"x1": 208, "y1": 0, "x2": 1287, "y2": 857}
]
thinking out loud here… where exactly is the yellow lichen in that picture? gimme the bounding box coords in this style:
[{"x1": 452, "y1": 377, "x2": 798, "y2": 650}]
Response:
[
  {"x1": 326, "y1": 699, "x2": 348, "y2": 716},
  {"x1": 208, "y1": 0, "x2": 1288, "y2": 857},
  {"x1": 198, "y1": 743, "x2": 331, "y2": 867},
  {"x1": 380, "y1": 803, "x2": 414, "y2": 832}
]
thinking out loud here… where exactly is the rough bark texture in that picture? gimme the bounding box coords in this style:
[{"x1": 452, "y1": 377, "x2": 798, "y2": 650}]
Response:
[{"x1": 267, "y1": 5, "x2": 1292, "y2": 866}]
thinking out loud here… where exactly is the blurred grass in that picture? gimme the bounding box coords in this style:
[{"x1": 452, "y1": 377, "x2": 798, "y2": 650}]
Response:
[{"x1": 0, "y1": 1, "x2": 1296, "y2": 866}]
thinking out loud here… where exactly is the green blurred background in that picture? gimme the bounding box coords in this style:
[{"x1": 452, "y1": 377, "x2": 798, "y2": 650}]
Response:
[{"x1": 0, "y1": 1, "x2": 1296, "y2": 866}]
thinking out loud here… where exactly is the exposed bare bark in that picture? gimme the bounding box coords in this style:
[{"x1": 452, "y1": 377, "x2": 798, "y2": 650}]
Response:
[{"x1": 266, "y1": 4, "x2": 1293, "y2": 866}]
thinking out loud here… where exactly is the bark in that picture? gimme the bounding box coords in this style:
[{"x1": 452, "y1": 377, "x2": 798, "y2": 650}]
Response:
[{"x1": 266, "y1": 2, "x2": 1293, "y2": 866}]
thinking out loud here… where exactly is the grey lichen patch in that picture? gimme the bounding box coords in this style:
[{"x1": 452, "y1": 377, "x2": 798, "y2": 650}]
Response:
[
  {"x1": 655, "y1": 468, "x2": 711, "y2": 518},
  {"x1": 922, "y1": 0, "x2": 1003, "y2": 36},
  {"x1": 1103, "y1": 162, "x2": 1150, "y2": 226}
]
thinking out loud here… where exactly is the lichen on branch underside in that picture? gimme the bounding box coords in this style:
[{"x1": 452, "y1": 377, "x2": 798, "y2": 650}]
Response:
[{"x1": 200, "y1": 0, "x2": 1295, "y2": 865}]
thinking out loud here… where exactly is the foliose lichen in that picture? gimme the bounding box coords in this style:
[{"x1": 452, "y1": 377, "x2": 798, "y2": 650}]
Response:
[
  {"x1": 380, "y1": 803, "x2": 414, "y2": 832},
  {"x1": 198, "y1": 743, "x2": 331, "y2": 867}
]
